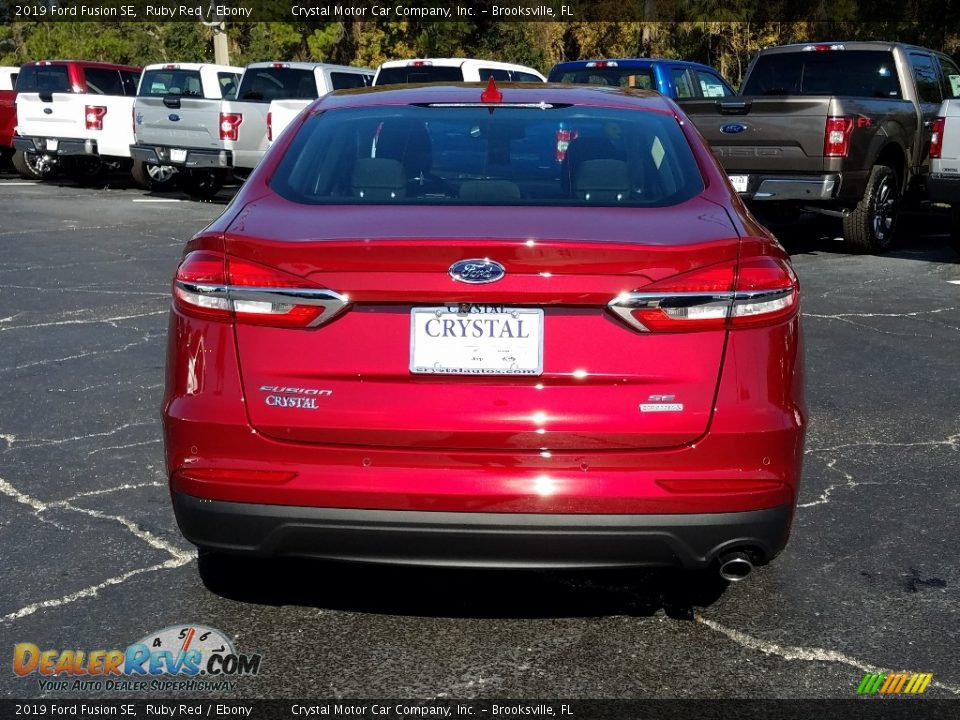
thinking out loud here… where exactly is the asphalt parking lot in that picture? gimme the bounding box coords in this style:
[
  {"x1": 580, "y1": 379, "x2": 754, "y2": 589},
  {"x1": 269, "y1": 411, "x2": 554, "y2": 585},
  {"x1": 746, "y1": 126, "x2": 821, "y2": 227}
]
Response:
[{"x1": 0, "y1": 168, "x2": 958, "y2": 701}]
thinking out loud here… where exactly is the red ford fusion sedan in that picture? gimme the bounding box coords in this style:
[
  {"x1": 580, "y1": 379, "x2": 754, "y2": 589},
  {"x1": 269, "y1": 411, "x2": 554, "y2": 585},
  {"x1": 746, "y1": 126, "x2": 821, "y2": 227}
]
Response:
[{"x1": 162, "y1": 81, "x2": 805, "y2": 580}]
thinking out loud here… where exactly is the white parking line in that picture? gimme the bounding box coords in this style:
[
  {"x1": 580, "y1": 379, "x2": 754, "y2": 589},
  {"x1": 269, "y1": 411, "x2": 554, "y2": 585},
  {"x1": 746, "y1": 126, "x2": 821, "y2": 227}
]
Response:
[
  {"x1": 131, "y1": 198, "x2": 182, "y2": 203},
  {"x1": 0, "y1": 182, "x2": 41, "y2": 186},
  {"x1": 949, "y1": 280, "x2": 960, "y2": 285}
]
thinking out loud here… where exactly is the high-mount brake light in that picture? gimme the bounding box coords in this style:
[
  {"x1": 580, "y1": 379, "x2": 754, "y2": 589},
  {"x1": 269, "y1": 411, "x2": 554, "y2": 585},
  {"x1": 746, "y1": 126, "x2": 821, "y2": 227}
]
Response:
[
  {"x1": 481, "y1": 76, "x2": 503, "y2": 103},
  {"x1": 803, "y1": 44, "x2": 845, "y2": 51},
  {"x1": 585, "y1": 61, "x2": 619, "y2": 68},
  {"x1": 608, "y1": 256, "x2": 798, "y2": 333},
  {"x1": 172, "y1": 251, "x2": 350, "y2": 328},
  {"x1": 409, "y1": 60, "x2": 433, "y2": 67},
  {"x1": 930, "y1": 117, "x2": 945, "y2": 159}
]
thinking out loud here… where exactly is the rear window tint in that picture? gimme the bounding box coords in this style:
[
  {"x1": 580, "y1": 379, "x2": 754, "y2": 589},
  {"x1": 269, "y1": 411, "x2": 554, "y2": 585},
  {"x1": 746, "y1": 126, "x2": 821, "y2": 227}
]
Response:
[
  {"x1": 550, "y1": 67, "x2": 656, "y2": 91},
  {"x1": 743, "y1": 51, "x2": 902, "y2": 98},
  {"x1": 139, "y1": 69, "x2": 204, "y2": 97},
  {"x1": 375, "y1": 66, "x2": 465, "y2": 85},
  {"x1": 83, "y1": 68, "x2": 123, "y2": 95},
  {"x1": 270, "y1": 105, "x2": 703, "y2": 208},
  {"x1": 16, "y1": 65, "x2": 72, "y2": 94},
  {"x1": 330, "y1": 72, "x2": 372, "y2": 90},
  {"x1": 218, "y1": 72, "x2": 241, "y2": 99},
  {"x1": 237, "y1": 68, "x2": 316, "y2": 102}
]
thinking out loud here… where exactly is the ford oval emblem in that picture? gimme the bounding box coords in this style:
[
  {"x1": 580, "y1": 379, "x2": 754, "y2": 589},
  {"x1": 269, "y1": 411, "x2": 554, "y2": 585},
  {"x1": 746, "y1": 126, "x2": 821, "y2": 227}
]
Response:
[
  {"x1": 721, "y1": 123, "x2": 748, "y2": 134},
  {"x1": 168, "y1": 113, "x2": 180, "y2": 122},
  {"x1": 449, "y1": 259, "x2": 506, "y2": 284},
  {"x1": 43, "y1": 108, "x2": 52, "y2": 115}
]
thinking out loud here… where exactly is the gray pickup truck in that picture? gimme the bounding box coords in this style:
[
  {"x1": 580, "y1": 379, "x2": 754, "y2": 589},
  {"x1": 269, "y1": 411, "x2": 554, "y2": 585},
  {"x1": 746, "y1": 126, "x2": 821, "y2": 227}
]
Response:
[{"x1": 684, "y1": 42, "x2": 960, "y2": 252}]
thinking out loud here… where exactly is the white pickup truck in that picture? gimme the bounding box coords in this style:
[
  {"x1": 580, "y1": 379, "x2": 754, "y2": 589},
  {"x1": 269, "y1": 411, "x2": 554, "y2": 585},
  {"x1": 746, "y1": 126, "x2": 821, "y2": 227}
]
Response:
[
  {"x1": 929, "y1": 98, "x2": 960, "y2": 251},
  {"x1": 225, "y1": 62, "x2": 373, "y2": 173},
  {"x1": 13, "y1": 60, "x2": 141, "y2": 184},
  {"x1": 130, "y1": 62, "x2": 243, "y2": 198},
  {"x1": 373, "y1": 58, "x2": 546, "y2": 85}
]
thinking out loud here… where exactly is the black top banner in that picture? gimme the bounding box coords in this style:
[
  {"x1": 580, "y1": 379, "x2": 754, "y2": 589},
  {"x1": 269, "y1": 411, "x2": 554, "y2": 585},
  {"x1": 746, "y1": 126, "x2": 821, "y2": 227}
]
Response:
[{"x1": 1, "y1": 0, "x2": 958, "y2": 23}]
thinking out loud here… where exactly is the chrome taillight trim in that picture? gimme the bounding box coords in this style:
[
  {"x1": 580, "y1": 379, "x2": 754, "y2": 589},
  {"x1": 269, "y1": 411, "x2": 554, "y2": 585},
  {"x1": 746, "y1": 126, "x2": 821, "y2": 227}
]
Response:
[
  {"x1": 174, "y1": 282, "x2": 350, "y2": 327},
  {"x1": 608, "y1": 288, "x2": 794, "y2": 331}
]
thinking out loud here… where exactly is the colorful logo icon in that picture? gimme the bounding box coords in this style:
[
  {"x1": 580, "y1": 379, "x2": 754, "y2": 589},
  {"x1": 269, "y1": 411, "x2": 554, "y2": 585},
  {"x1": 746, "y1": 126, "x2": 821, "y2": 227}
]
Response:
[{"x1": 857, "y1": 672, "x2": 933, "y2": 695}]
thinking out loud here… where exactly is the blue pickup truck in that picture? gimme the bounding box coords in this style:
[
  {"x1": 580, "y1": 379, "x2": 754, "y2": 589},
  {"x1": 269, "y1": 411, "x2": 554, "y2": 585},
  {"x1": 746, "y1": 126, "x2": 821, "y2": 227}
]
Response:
[{"x1": 547, "y1": 59, "x2": 735, "y2": 99}]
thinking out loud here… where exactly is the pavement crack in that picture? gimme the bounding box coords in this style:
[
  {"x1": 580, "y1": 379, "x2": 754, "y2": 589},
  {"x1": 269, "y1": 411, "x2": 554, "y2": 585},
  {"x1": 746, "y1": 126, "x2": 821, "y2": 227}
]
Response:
[
  {"x1": 797, "y1": 456, "x2": 880, "y2": 509},
  {"x1": 4, "y1": 421, "x2": 155, "y2": 451},
  {"x1": 802, "y1": 307, "x2": 959, "y2": 337},
  {"x1": 85, "y1": 439, "x2": 161, "y2": 457},
  {"x1": 806, "y1": 433, "x2": 960, "y2": 454},
  {"x1": 5, "y1": 334, "x2": 162, "y2": 372},
  {"x1": 62, "y1": 481, "x2": 164, "y2": 502},
  {"x1": 0, "y1": 310, "x2": 166, "y2": 333},
  {"x1": 695, "y1": 614, "x2": 960, "y2": 696}
]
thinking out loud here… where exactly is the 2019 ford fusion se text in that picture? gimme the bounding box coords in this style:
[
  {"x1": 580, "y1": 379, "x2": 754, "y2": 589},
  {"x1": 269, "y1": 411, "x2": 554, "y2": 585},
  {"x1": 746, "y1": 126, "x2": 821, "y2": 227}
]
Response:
[{"x1": 162, "y1": 81, "x2": 805, "y2": 579}]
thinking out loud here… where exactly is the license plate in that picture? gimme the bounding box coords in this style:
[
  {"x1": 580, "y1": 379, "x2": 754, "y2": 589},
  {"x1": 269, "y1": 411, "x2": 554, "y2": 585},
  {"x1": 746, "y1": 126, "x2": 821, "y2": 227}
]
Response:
[
  {"x1": 46, "y1": 139, "x2": 58, "y2": 151},
  {"x1": 170, "y1": 148, "x2": 187, "y2": 163},
  {"x1": 728, "y1": 174, "x2": 749, "y2": 193},
  {"x1": 410, "y1": 306, "x2": 544, "y2": 375}
]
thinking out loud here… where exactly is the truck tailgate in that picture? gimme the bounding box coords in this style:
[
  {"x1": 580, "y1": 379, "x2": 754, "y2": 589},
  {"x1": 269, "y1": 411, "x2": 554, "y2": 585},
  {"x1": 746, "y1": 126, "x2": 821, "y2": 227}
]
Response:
[
  {"x1": 16, "y1": 93, "x2": 86, "y2": 139},
  {"x1": 134, "y1": 96, "x2": 223, "y2": 150}
]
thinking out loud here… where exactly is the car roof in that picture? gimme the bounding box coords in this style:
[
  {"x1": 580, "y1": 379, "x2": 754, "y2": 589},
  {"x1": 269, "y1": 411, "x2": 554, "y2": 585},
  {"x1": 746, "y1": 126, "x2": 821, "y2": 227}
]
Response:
[
  {"x1": 26, "y1": 60, "x2": 141, "y2": 72},
  {"x1": 312, "y1": 82, "x2": 672, "y2": 112},
  {"x1": 378, "y1": 58, "x2": 539, "y2": 70},
  {"x1": 550, "y1": 58, "x2": 718, "y2": 71},
  {"x1": 245, "y1": 61, "x2": 373, "y2": 73},
  {"x1": 144, "y1": 63, "x2": 242, "y2": 73}
]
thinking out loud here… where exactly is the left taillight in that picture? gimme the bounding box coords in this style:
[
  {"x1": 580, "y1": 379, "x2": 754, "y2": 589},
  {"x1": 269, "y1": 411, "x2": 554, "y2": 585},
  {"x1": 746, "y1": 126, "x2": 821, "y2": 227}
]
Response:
[
  {"x1": 266, "y1": 111, "x2": 273, "y2": 142},
  {"x1": 85, "y1": 105, "x2": 107, "y2": 131},
  {"x1": 608, "y1": 255, "x2": 799, "y2": 333},
  {"x1": 824, "y1": 116, "x2": 854, "y2": 158},
  {"x1": 172, "y1": 250, "x2": 349, "y2": 328},
  {"x1": 930, "y1": 117, "x2": 945, "y2": 159},
  {"x1": 219, "y1": 112, "x2": 243, "y2": 141}
]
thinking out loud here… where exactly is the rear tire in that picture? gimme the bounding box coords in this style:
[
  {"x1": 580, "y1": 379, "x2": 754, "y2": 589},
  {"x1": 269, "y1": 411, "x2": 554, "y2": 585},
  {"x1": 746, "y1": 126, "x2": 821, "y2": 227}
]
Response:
[
  {"x1": 66, "y1": 156, "x2": 107, "y2": 186},
  {"x1": 842, "y1": 164, "x2": 899, "y2": 254},
  {"x1": 131, "y1": 160, "x2": 178, "y2": 191},
  {"x1": 179, "y1": 168, "x2": 224, "y2": 199},
  {"x1": 12, "y1": 149, "x2": 47, "y2": 180}
]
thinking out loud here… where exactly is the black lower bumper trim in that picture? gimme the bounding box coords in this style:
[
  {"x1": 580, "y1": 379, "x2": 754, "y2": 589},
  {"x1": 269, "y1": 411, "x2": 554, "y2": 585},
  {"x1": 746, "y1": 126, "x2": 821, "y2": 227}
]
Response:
[
  {"x1": 129, "y1": 144, "x2": 232, "y2": 169},
  {"x1": 172, "y1": 492, "x2": 792, "y2": 570},
  {"x1": 14, "y1": 136, "x2": 96, "y2": 156},
  {"x1": 928, "y1": 175, "x2": 960, "y2": 204}
]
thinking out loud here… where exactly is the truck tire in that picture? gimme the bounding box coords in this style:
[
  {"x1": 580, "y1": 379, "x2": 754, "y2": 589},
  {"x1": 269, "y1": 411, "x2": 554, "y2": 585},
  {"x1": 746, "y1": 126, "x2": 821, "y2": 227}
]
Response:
[
  {"x1": 842, "y1": 165, "x2": 899, "y2": 254},
  {"x1": 66, "y1": 156, "x2": 107, "y2": 186},
  {"x1": 12, "y1": 150, "x2": 47, "y2": 180},
  {"x1": 179, "y1": 168, "x2": 224, "y2": 199},
  {"x1": 131, "y1": 160, "x2": 178, "y2": 192}
]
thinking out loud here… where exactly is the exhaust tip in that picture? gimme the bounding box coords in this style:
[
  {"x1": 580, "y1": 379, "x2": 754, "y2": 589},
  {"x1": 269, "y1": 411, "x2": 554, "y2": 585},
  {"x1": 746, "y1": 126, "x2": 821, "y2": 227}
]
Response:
[{"x1": 718, "y1": 551, "x2": 753, "y2": 582}]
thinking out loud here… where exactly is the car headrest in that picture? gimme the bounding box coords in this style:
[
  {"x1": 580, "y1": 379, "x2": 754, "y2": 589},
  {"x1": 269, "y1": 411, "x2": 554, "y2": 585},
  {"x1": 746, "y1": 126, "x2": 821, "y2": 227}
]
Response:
[
  {"x1": 351, "y1": 158, "x2": 406, "y2": 200},
  {"x1": 574, "y1": 159, "x2": 631, "y2": 202}
]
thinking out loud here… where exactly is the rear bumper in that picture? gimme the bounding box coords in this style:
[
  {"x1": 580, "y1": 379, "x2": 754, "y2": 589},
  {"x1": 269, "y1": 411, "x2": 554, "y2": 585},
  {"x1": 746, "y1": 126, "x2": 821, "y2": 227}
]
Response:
[
  {"x1": 172, "y1": 491, "x2": 792, "y2": 569},
  {"x1": 130, "y1": 144, "x2": 232, "y2": 169},
  {"x1": 734, "y1": 171, "x2": 868, "y2": 205},
  {"x1": 927, "y1": 173, "x2": 960, "y2": 204},
  {"x1": 14, "y1": 135, "x2": 97, "y2": 156}
]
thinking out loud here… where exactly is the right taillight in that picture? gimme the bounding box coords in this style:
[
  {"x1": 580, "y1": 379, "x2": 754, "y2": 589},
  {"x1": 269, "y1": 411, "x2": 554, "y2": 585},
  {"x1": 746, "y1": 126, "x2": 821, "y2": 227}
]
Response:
[
  {"x1": 930, "y1": 117, "x2": 945, "y2": 159},
  {"x1": 219, "y1": 112, "x2": 243, "y2": 141},
  {"x1": 608, "y1": 256, "x2": 799, "y2": 332},
  {"x1": 85, "y1": 105, "x2": 107, "y2": 131},
  {"x1": 824, "y1": 116, "x2": 854, "y2": 157},
  {"x1": 266, "y1": 111, "x2": 273, "y2": 142},
  {"x1": 172, "y1": 250, "x2": 349, "y2": 328}
]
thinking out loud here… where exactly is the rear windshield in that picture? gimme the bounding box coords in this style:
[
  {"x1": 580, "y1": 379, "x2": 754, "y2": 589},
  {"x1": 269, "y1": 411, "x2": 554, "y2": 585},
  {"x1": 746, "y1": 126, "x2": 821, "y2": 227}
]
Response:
[
  {"x1": 549, "y1": 67, "x2": 656, "y2": 91},
  {"x1": 330, "y1": 72, "x2": 373, "y2": 90},
  {"x1": 16, "y1": 65, "x2": 72, "y2": 94},
  {"x1": 271, "y1": 105, "x2": 703, "y2": 208},
  {"x1": 375, "y1": 66, "x2": 465, "y2": 85},
  {"x1": 237, "y1": 68, "x2": 317, "y2": 102},
  {"x1": 139, "y1": 69, "x2": 204, "y2": 97},
  {"x1": 742, "y1": 50, "x2": 902, "y2": 98}
]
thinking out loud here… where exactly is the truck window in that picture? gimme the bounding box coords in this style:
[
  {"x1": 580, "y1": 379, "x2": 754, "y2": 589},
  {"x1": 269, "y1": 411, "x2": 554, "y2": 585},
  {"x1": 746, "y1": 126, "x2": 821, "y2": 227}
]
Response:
[
  {"x1": 671, "y1": 68, "x2": 696, "y2": 98},
  {"x1": 330, "y1": 72, "x2": 371, "y2": 90},
  {"x1": 695, "y1": 70, "x2": 732, "y2": 97},
  {"x1": 742, "y1": 51, "x2": 902, "y2": 98},
  {"x1": 910, "y1": 53, "x2": 942, "y2": 104},
  {"x1": 218, "y1": 72, "x2": 240, "y2": 99},
  {"x1": 238, "y1": 68, "x2": 322, "y2": 102},
  {"x1": 139, "y1": 69, "x2": 204, "y2": 97},
  {"x1": 16, "y1": 65, "x2": 72, "y2": 94},
  {"x1": 938, "y1": 57, "x2": 960, "y2": 99},
  {"x1": 513, "y1": 71, "x2": 543, "y2": 82},
  {"x1": 375, "y1": 66, "x2": 465, "y2": 85},
  {"x1": 83, "y1": 68, "x2": 124, "y2": 96},
  {"x1": 551, "y1": 68, "x2": 655, "y2": 90},
  {"x1": 120, "y1": 70, "x2": 140, "y2": 96}
]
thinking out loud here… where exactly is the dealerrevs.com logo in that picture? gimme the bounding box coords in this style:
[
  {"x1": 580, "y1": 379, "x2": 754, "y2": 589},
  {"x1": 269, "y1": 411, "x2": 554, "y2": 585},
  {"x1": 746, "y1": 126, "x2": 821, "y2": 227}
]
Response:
[{"x1": 13, "y1": 625, "x2": 262, "y2": 693}]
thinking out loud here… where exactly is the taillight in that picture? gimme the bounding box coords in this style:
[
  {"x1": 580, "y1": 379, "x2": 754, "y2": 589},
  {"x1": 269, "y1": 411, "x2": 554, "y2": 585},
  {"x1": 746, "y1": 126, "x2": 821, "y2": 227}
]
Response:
[
  {"x1": 608, "y1": 256, "x2": 798, "y2": 333},
  {"x1": 172, "y1": 250, "x2": 349, "y2": 328},
  {"x1": 266, "y1": 111, "x2": 272, "y2": 142},
  {"x1": 824, "y1": 116, "x2": 854, "y2": 158},
  {"x1": 219, "y1": 112, "x2": 243, "y2": 141},
  {"x1": 930, "y1": 117, "x2": 945, "y2": 159},
  {"x1": 85, "y1": 105, "x2": 107, "y2": 131}
]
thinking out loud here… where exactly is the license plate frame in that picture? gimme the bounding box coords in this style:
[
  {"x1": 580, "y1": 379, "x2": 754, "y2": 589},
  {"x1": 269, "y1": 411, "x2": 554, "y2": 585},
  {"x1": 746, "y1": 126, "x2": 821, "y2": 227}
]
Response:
[
  {"x1": 410, "y1": 306, "x2": 544, "y2": 376},
  {"x1": 170, "y1": 148, "x2": 187, "y2": 163}
]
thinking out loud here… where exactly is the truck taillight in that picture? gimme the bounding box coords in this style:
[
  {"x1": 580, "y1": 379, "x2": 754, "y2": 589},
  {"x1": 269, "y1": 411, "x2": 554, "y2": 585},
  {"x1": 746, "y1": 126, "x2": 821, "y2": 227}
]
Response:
[
  {"x1": 85, "y1": 105, "x2": 107, "y2": 131},
  {"x1": 266, "y1": 111, "x2": 272, "y2": 142},
  {"x1": 930, "y1": 117, "x2": 945, "y2": 159},
  {"x1": 824, "y1": 116, "x2": 854, "y2": 158},
  {"x1": 219, "y1": 112, "x2": 243, "y2": 141},
  {"x1": 173, "y1": 251, "x2": 350, "y2": 328},
  {"x1": 608, "y1": 256, "x2": 799, "y2": 333}
]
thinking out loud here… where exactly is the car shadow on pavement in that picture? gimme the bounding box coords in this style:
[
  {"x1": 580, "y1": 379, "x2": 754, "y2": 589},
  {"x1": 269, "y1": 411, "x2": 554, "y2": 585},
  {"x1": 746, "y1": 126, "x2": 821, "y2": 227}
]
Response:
[{"x1": 197, "y1": 553, "x2": 730, "y2": 620}]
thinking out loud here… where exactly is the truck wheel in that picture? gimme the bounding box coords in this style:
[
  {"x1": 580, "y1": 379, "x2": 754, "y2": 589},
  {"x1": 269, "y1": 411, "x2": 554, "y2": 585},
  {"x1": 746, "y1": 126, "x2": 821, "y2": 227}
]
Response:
[
  {"x1": 179, "y1": 169, "x2": 224, "y2": 199},
  {"x1": 842, "y1": 165, "x2": 899, "y2": 254},
  {"x1": 12, "y1": 150, "x2": 48, "y2": 180},
  {"x1": 66, "y1": 156, "x2": 107, "y2": 186},
  {"x1": 132, "y1": 160, "x2": 178, "y2": 191}
]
